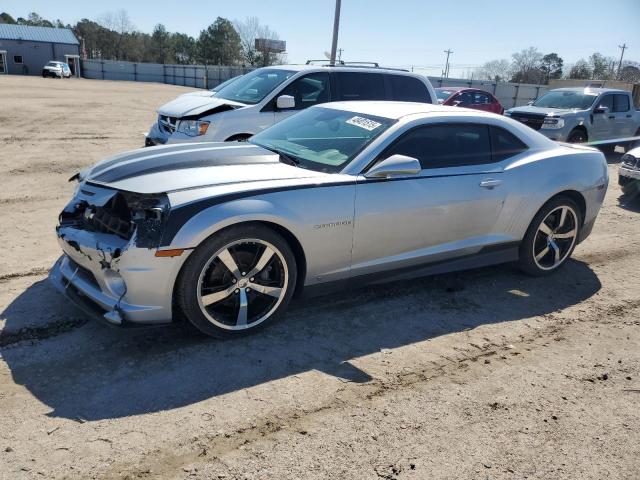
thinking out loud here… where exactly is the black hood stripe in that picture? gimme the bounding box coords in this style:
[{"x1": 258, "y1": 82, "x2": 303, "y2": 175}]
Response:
[
  {"x1": 88, "y1": 144, "x2": 270, "y2": 181},
  {"x1": 160, "y1": 180, "x2": 356, "y2": 246},
  {"x1": 91, "y1": 155, "x2": 279, "y2": 184}
]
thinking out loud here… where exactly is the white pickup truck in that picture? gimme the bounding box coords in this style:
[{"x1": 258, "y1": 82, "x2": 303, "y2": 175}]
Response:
[{"x1": 505, "y1": 88, "x2": 640, "y2": 147}]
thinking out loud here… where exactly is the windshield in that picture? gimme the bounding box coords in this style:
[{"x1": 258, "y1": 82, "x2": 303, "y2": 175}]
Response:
[
  {"x1": 533, "y1": 91, "x2": 598, "y2": 110},
  {"x1": 435, "y1": 89, "x2": 456, "y2": 101},
  {"x1": 249, "y1": 107, "x2": 395, "y2": 173},
  {"x1": 47, "y1": 62, "x2": 61, "y2": 67},
  {"x1": 211, "y1": 75, "x2": 240, "y2": 93},
  {"x1": 215, "y1": 68, "x2": 295, "y2": 105}
]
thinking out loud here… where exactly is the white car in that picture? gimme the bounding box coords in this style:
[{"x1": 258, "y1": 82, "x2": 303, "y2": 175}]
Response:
[
  {"x1": 42, "y1": 61, "x2": 71, "y2": 78},
  {"x1": 145, "y1": 64, "x2": 437, "y2": 146}
]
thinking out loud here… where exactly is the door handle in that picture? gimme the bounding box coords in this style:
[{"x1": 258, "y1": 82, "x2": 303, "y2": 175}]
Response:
[
  {"x1": 608, "y1": 115, "x2": 615, "y2": 119},
  {"x1": 626, "y1": 114, "x2": 632, "y2": 118},
  {"x1": 479, "y1": 179, "x2": 502, "y2": 189}
]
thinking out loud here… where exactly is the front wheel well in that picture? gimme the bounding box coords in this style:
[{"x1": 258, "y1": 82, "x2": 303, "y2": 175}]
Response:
[
  {"x1": 225, "y1": 133, "x2": 252, "y2": 142},
  {"x1": 174, "y1": 221, "x2": 307, "y2": 304},
  {"x1": 569, "y1": 125, "x2": 588, "y2": 140}
]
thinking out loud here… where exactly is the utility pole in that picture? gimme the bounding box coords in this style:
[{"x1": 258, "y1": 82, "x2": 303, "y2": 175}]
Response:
[
  {"x1": 616, "y1": 43, "x2": 627, "y2": 80},
  {"x1": 443, "y1": 49, "x2": 453, "y2": 78},
  {"x1": 329, "y1": 0, "x2": 342, "y2": 65}
]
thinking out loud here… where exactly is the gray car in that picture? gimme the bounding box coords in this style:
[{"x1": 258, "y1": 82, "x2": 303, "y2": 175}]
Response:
[
  {"x1": 505, "y1": 88, "x2": 640, "y2": 144},
  {"x1": 51, "y1": 102, "x2": 608, "y2": 338}
]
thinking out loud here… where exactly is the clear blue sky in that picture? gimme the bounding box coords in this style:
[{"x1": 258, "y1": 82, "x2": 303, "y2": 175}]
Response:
[{"x1": 2, "y1": 0, "x2": 639, "y2": 76}]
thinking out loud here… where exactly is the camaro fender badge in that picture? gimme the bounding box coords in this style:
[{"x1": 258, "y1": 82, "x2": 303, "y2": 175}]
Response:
[{"x1": 313, "y1": 220, "x2": 352, "y2": 230}]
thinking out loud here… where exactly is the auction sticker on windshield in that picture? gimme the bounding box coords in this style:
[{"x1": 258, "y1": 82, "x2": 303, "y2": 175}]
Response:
[{"x1": 346, "y1": 116, "x2": 382, "y2": 131}]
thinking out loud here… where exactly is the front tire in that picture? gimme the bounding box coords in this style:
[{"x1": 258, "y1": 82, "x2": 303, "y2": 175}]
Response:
[
  {"x1": 518, "y1": 196, "x2": 582, "y2": 276},
  {"x1": 176, "y1": 224, "x2": 297, "y2": 338},
  {"x1": 567, "y1": 128, "x2": 587, "y2": 144}
]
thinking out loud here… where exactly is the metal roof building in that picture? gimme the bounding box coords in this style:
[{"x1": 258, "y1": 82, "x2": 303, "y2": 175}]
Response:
[{"x1": 0, "y1": 24, "x2": 81, "y2": 76}]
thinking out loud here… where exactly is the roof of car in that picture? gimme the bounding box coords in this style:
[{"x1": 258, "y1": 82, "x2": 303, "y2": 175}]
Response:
[
  {"x1": 318, "y1": 101, "x2": 474, "y2": 119},
  {"x1": 261, "y1": 64, "x2": 417, "y2": 75},
  {"x1": 551, "y1": 87, "x2": 629, "y2": 94}
]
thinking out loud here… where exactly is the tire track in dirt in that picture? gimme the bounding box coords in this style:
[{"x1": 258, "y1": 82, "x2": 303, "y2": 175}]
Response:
[{"x1": 104, "y1": 298, "x2": 640, "y2": 480}]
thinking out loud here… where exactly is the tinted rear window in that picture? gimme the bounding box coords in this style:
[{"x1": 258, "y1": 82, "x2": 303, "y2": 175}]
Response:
[
  {"x1": 332, "y1": 72, "x2": 385, "y2": 101},
  {"x1": 490, "y1": 126, "x2": 528, "y2": 161},
  {"x1": 388, "y1": 75, "x2": 430, "y2": 103},
  {"x1": 613, "y1": 94, "x2": 630, "y2": 112}
]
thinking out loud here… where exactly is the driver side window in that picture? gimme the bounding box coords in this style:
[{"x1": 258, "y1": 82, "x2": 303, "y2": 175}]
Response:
[
  {"x1": 383, "y1": 124, "x2": 492, "y2": 169},
  {"x1": 597, "y1": 95, "x2": 613, "y2": 110},
  {"x1": 278, "y1": 73, "x2": 330, "y2": 110}
]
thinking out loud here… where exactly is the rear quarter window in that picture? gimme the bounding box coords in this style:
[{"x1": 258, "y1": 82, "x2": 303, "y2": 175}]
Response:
[
  {"x1": 490, "y1": 126, "x2": 528, "y2": 161},
  {"x1": 388, "y1": 75, "x2": 431, "y2": 103}
]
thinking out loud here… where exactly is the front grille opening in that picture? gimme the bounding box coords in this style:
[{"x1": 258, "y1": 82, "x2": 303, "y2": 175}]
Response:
[
  {"x1": 60, "y1": 192, "x2": 135, "y2": 240},
  {"x1": 84, "y1": 193, "x2": 133, "y2": 239}
]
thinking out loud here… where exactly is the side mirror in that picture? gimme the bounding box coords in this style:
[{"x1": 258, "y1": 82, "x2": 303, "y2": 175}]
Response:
[
  {"x1": 593, "y1": 106, "x2": 608, "y2": 114},
  {"x1": 452, "y1": 100, "x2": 462, "y2": 107},
  {"x1": 364, "y1": 154, "x2": 421, "y2": 179},
  {"x1": 276, "y1": 95, "x2": 296, "y2": 110},
  {"x1": 527, "y1": 100, "x2": 534, "y2": 106}
]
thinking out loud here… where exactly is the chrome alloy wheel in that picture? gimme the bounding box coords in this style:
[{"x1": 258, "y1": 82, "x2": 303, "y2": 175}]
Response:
[
  {"x1": 196, "y1": 239, "x2": 289, "y2": 331},
  {"x1": 532, "y1": 205, "x2": 579, "y2": 271}
]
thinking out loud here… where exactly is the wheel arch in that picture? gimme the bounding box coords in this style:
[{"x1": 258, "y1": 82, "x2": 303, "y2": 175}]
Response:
[
  {"x1": 569, "y1": 124, "x2": 588, "y2": 141},
  {"x1": 171, "y1": 219, "x2": 308, "y2": 315},
  {"x1": 225, "y1": 133, "x2": 253, "y2": 142},
  {"x1": 542, "y1": 189, "x2": 587, "y2": 226}
]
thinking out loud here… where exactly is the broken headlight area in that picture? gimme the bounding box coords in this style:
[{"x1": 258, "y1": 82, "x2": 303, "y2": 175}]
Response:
[{"x1": 59, "y1": 189, "x2": 171, "y2": 248}]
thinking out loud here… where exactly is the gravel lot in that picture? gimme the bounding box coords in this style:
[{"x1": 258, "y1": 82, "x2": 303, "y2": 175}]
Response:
[{"x1": 1, "y1": 76, "x2": 639, "y2": 480}]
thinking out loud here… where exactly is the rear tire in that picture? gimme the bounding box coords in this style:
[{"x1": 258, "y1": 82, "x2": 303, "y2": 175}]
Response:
[
  {"x1": 567, "y1": 128, "x2": 587, "y2": 144},
  {"x1": 518, "y1": 196, "x2": 582, "y2": 276},
  {"x1": 176, "y1": 224, "x2": 297, "y2": 338}
]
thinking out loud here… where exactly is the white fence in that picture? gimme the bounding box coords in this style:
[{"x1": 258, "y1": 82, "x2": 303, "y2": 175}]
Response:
[{"x1": 80, "y1": 59, "x2": 548, "y2": 107}]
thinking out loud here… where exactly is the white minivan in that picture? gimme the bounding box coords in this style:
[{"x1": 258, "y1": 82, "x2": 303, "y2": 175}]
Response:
[{"x1": 145, "y1": 64, "x2": 437, "y2": 146}]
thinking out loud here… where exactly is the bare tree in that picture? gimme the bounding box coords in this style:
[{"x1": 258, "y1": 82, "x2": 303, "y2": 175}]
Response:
[
  {"x1": 97, "y1": 9, "x2": 135, "y2": 59},
  {"x1": 234, "y1": 16, "x2": 284, "y2": 66},
  {"x1": 475, "y1": 59, "x2": 511, "y2": 82},
  {"x1": 510, "y1": 47, "x2": 544, "y2": 83}
]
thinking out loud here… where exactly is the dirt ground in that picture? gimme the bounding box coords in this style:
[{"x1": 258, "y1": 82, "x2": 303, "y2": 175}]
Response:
[{"x1": 1, "y1": 76, "x2": 639, "y2": 480}]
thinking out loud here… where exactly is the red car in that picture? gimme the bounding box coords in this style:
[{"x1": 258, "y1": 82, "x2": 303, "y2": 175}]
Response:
[{"x1": 435, "y1": 87, "x2": 504, "y2": 115}]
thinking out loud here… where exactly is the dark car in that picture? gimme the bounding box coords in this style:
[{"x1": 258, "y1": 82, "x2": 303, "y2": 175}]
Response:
[{"x1": 436, "y1": 87, "x2": 504, "y2": 115}]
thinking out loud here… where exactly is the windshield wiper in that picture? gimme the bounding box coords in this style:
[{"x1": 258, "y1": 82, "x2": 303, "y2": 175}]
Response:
[{"x1": 272, "y1": 149, "x2": 300, "y2": 167}]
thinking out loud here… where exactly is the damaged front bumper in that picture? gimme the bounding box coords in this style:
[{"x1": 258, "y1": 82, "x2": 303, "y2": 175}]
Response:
[{"x1": 49, "y1": 183, "x2": 190, "y2": 326}]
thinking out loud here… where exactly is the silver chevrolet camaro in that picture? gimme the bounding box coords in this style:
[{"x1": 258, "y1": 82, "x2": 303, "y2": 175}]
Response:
[{"x1": 51, "y1": 102, "x2": 608, "y2": 338}]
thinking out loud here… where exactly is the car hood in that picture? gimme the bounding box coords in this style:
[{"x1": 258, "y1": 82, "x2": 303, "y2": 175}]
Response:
[
  {"x1": 80, "y1": 142, "x2": 326, "y2": 194},
  {"x1": 157, "y1": 95, "x2": 245, "y2": 118},
  {"x1": 44, "y1": 65, "x2": 62, "y2": 71},
  {"x1": 179, "y1": 90, "x2": 216, "y2": 99},
  {"x1": 508, "y1": 105, "x2": 576, "y2": 116}
]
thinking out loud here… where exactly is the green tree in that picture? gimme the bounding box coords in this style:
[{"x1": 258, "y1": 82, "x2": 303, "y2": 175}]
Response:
[
  {"x1": 17, "y1": 12, "x2": 54, "y2": 27},
  {"x1": 540, "y1": 53, "x2": 563, "y2": 83},
  {"x1": 0, "y1": 12, "x2": 16, "y2": 24},
  {"x1": 589, "y1": 52, "x2": 614, "y2": 80},
  {"x1": 569, "y1": 59, "x2": 591, "y2": 79},
  {"x1": 150, "y1": 24, "x2": 170, "y2": 63},
  {"x1": 170, "y1": 33, "x2": 197, "y2": 64},
  {"x1": 197, "y1": 17, "x2": 242, "y2": 65}
]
